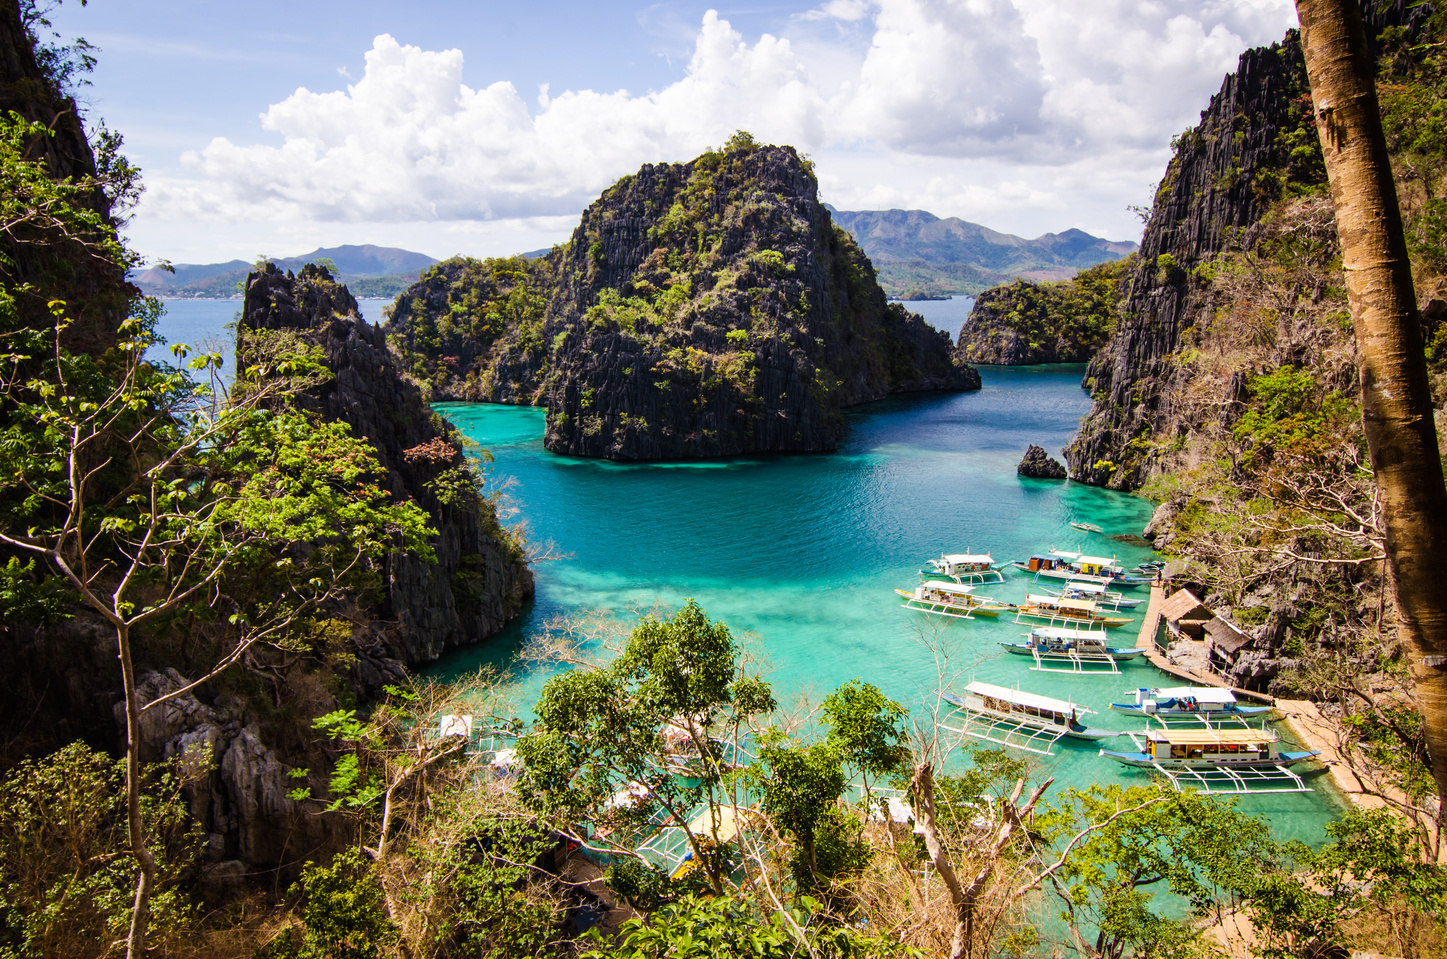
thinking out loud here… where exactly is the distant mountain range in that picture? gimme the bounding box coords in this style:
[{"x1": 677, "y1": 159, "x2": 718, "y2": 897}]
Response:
[
  {"x1": 135, "y1": 215, "x2": 1135, "y2": 303},
  {"x1": 827, "y1": 208, "x2": 1138, "y2": 299},
  {"x1": 133, "y1": 244, "x2": 439, "y2": 298}
]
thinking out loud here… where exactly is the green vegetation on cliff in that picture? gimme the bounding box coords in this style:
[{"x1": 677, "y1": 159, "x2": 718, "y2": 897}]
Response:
[{"x1": 954, "y1": 258, "x2": 1129, "y2": 365}]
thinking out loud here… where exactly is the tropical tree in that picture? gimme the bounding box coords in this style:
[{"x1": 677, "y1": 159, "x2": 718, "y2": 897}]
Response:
[
  {"x1": 514, "y1": 601, "x2": 775, "y2": 897},
  {"x1": 1295, "y1": 0, "x2": 1447, "y2": 810},
  {"x1": 0, "y1": 300, "x2": 435, "y2": 956}
]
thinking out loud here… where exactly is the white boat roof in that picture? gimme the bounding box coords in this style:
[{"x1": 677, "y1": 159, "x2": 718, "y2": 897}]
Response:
[
  {"x1": 1145, "y1": 728, "x2": 1276, "y2": 745},
  {"x1": 1077, "y1": 555, "x2": 1117, "y2": 566},
  {"x1": 1148, "y1": 686, "x2": 1239, "y2": 704},
  {"x1": 921, "y1": 580, "x2": 978, "y2": 595},
  {"x1": 1062, "y1": 582, "x2": 1109, "y2": 594},
  {"x1": 1028, "y1": 594, "x2": 1097, "y2": 612},
  {"x1": 1035, "y1": 626, "x2": 1111, "y2": 641},
  {"x1": 1049, "y1": 549, "x2": 1081, "y2": 559},
  {"x1": 941, "y1": 553, "x2": 993, "y2": 564},
  {"x1": 966, "y1": 681, "x2": 1087, "y2": 713}
]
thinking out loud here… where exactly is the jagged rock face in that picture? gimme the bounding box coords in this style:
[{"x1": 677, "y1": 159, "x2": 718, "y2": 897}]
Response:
[
  {"x1": 1063, "y1": 0, "x2": 1429, "y2": 490},
  {"x1": 390, "y1": 143, "x2": 979, "y2": 461},
  {"x1": 1063, "y1": 36, "x2": 1313, "y2": 489},
  {"x1": 240, "y1": 264, "x2": 533, "y2": 664},
  {"x1": 954, "y1": 261, "x2": 1125, "y2": 365},
  {"x1": 1017, "y1": 445, "x2": 1067, "y2": 479},
  {"x1": 122, "y1": 669, "x2": 337, "y2": 881},
  {"x1": 0, "y1": 0, "x2": 133, "y2": 354}
]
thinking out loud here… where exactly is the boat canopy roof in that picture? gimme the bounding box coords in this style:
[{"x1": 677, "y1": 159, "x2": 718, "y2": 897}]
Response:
[
  {"x1": 1145, "y1": 728, "x2": 1276, "y2": 745},
  {"x1": 1077, "y1": 555, "x2": 1117, "y2": 566},
  {"x1": 1049, "y1": 550, "x2": 1081, "y2": 559},
  {"x1": 921, "y1": 580, "x2": 978, "y2": 596},
  {"x1": 1063, "y1": 581, "x2": 1109, "y2": 594},
  {"x1": 1148, "y1": 686, "x2": 1238, "y2": 705},
  {"x1": 941, "y1": 553, "x2": 993, "y2": 564},
  {"x1": 966, "y1": 681, "x2": 1086, "y2": 713},
  {"x1": 1035, "y1": 626, "x2": 1111, "y2": 641},
  {"x1": 1028, "y1": 595, "x2": 1097, "y2": 612}
]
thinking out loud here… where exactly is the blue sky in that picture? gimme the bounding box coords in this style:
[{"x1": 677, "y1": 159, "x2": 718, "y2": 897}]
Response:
[{"x1": 49, "y1": 0, "x2": 1299, "y2": 265}]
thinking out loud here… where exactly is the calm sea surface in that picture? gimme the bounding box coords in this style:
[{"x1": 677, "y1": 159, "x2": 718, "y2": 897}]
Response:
[{"x1": 156, "y1": 297, "x2": 1343, "y2": 843}]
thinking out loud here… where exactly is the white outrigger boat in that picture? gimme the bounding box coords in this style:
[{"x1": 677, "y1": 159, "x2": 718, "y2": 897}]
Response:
[
  {"x1": 896, "y1": 580, "x2": 1014, "y2": 619},
  {"x1": 1013, "y1": 550, "x2": 1152, "y2": 587},
  {"x1": 1100, "y1": 726, "x2": 1320, "y2": 794},
  {"x1": 1042, "y1": 580, "x2": 1146, "y2": 610},
  {"x1": 999, "y1": 626, "x2": 1143, "y2": 674},
  {"x1": 1014, "y1": 593, "x2": 1133, "y2": 629},
  {"x1": 1108, "y1": 686, "x2": 1278, "y2": 719},
  {"x1": 923, "y1": 552, "x2": 1007, "y2": 585},
  {"x1": 1069, "y1": 521, "x2": 1104, "y2": 533},
  {"x1": 939, "y1": 682, "x2": 1116, "y2": 756}
]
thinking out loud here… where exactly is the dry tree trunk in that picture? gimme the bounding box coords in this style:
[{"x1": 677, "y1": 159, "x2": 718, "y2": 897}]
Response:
[{"x1": 1296, "y1": 0, "x2": 1447, "y2": 812}]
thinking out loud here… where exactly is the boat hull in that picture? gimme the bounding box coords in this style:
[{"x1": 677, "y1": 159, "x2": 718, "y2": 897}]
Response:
[
  {"x1": 1015, "y1": 608, "x2": 1133, "y2": 629},
  {"x1": 1001, "y1": 643, "x2": 1144, "y2": 661},
  {"x1": 1099, "y1": 749, "x2": 1319, "y2": 769},
  {"x1": 1107, "y1": 703, "x2": 1276, "y2": 718}
]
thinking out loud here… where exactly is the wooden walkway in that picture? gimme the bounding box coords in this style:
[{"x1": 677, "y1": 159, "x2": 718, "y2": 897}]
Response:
[
  {"x1": 1133, "y1": 591, "x2": 1405, "y2": 815},
  {"x1": 1133, "y1": 586, "x2": 1275, "y2": 705}
]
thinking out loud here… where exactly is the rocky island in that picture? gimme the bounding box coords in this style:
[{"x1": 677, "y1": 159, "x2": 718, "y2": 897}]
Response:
[
  {"x1": 388, "y1": 135, "x2": 980, "y2": 460},
  {"x1": 953, "y1": 260, "x2": 1126, "y2": 365}
]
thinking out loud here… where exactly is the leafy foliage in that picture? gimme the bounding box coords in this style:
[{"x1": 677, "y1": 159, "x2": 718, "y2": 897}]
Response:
[{"x1": 0, "y1": 743, "x2": 200, "y2": 958}]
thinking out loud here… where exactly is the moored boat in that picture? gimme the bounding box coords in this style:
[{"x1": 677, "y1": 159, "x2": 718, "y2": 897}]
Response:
[
  {"x1": 1000, "y1": 626, "x2": 1146, "y2": 661},
  {"x1": 1070, "y1": 521, "x2": 1104, "y2": 533},
  {"x1": 1013, "y1": 550, "x2": 1152, "y2": 587},
  {"x1": 1043, "y1": 580, "x2": 1146, "y2": 610},
  {"x1": 1100, "y1": 727, "x2": 1317, "y2": 769},
  {"x1": 1014, "y1": 593, "x2": 1133, "y2": 629},
  {"x1": 896, "y1": 580, "x2": 1014, "y2": 619},
  {"x1": 941, "y1": 682, "x2": 1116, "y2": 741},
  {"x1": 1108, "y1": 686, "x2": 1278, "y2": 719},
  {"x1": 923, "y1": 552, "x2": 1006, "y2": 585}
]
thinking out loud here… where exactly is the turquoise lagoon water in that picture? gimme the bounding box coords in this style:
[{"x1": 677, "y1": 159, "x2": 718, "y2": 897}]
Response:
[
  {"x1": 427, "y1": 366, "x2": 1346, "y2": 844},
  {"x1": 148, "y1": 300, "x2": 1345, "y2": 841}
]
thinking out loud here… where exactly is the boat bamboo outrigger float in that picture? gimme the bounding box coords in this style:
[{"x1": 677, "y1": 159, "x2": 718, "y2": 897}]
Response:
[
  {"x1": 938, "y1": 682, "x2": 1116, "y2": 756},
  {"x1": 896, "y1": 580, "x2": 1014, "y2": 619}
]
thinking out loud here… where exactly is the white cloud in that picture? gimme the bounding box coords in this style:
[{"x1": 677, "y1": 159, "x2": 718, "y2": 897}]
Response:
[{"x1": 139, "y1": 0, "x2": 1299, "y2": 256}]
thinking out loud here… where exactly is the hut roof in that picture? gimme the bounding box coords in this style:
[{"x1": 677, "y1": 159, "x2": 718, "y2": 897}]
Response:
[
  {"x1": 1160, "y1": 588, "x2": 1211, "y2": 623},
  {"x1": 1205, "y1": 616, "x2": 1252, "y2": 653}
]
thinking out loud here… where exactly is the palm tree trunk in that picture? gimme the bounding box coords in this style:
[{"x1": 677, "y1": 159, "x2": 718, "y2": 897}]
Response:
[{"x1": 1296, "y1": 0, "x2": 1447, "y2": 811}]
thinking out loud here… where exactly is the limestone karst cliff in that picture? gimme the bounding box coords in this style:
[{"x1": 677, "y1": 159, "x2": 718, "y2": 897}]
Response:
[
  {"x1": 1062, "y1": 0, "x2": 1432, "y2": 490},
  {"x1": 240, "y1": 263, "x2": 534, "y2": 662},
  {"x1": 1062, "y1": 33, "x2": 1320, "y2": 489},
  {"x1": 389, "y1": 138, "x2": 980, "y2": 460}
]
